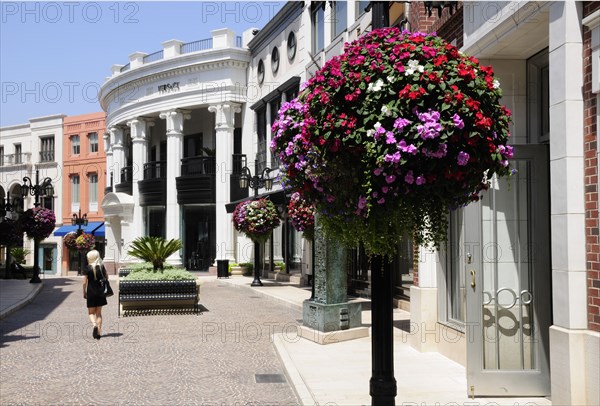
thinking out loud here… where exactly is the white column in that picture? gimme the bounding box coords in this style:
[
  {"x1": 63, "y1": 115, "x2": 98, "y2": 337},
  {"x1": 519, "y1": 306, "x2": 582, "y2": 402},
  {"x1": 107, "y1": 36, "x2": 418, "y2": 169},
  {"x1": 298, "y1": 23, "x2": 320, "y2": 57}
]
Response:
[
  {"x1": 110, "y1": 126, "x2": 126, "y2": 186},
  {"x1": 548, "y1": 3, "x2": 587, "y2": 405},
  {"x1": 209, "y1": 102, "x2": 241, "y2": 262},
  {"x1": 159, "y1": 110, "x2": 189, "y2": 265},
  {"x1": 127, "y1": 118, "x2": 154, "y2": 239},
  {"x1": 103, "y1": 132, "x2": 114, "y2": 192}
]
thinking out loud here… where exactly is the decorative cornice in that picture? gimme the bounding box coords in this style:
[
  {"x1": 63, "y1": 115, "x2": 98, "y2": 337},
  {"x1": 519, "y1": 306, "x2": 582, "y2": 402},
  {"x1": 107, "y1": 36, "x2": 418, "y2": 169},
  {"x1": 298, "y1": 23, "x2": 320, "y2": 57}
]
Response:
[{"x1": 100, "y1": 52, "x2": 249, "y2": 110}]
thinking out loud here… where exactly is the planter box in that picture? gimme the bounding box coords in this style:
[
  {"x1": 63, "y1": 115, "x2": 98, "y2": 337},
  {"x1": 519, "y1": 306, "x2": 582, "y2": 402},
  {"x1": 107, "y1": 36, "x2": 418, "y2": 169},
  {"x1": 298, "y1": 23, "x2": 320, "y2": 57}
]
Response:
[{"x1": 118, "y1": 279, "x2": 200, "y2": 316}]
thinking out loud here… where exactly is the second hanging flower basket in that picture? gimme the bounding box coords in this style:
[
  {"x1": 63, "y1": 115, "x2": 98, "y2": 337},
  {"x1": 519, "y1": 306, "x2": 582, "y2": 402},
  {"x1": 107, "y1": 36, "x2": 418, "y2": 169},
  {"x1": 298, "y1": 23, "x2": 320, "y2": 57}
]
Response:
[{"x1": 232, "y1": 198, "x2": 281, "y2": 244}]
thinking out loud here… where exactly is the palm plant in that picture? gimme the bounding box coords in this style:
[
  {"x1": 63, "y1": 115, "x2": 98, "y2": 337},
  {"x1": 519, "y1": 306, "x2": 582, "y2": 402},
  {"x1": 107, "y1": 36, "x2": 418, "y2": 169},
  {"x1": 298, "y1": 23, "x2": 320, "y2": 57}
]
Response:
[{"x1": 127, "y1": 236, "x2": 183, "y2": 271}]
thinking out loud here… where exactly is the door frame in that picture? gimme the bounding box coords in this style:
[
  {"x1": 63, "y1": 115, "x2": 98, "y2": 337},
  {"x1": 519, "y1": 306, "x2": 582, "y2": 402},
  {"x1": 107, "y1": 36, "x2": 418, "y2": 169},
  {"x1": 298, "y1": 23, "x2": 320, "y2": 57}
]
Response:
[{"x1": 465, "y1": 144, "x2": 551, "y2": 397}]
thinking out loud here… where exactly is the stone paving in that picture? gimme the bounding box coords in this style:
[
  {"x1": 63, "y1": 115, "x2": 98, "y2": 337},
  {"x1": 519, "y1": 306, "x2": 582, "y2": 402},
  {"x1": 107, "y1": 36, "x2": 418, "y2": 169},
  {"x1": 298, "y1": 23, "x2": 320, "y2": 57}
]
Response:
[{"x1": 0, "y1": 277, "x2": 303, "y2": 405}]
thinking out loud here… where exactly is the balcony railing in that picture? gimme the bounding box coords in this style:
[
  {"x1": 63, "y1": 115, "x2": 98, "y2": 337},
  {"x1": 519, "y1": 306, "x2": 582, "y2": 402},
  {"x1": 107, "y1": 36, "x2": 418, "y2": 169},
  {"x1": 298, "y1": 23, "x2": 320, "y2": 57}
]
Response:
[
  {"x1": 120, "y1": 63, "x2": 131, "y2": 73},
  {"x1": 143, "y1": 50, "x2": 164, "y2": 64},
  {"x1": 143, "y1": 161, "x2": 166, "y2": 179},
  {"x1": 120, "y1": 166, "x2": 133, "y2": 183},
  {"x1": 0, "y1": 153, "x2": 31, "y2": 166},
  {"x1": 40, "y1": 150, "x2": 55, "y2": 163},
  {"x1": 181, "y1": 156, "x2": 215, "y2": 176},
  {"x1": 181, "y1": 38, "x2": 213, "y2": 54},
  {"x1": 235, "y1": 35, "x2": 243, "y2": 48}
]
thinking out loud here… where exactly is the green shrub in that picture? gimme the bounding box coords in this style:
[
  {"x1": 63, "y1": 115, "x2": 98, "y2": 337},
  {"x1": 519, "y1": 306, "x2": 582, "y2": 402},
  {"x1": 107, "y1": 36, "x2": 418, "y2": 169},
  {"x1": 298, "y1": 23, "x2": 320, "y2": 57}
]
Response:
[
  {"x1": 228, "y1": 262, "x2": 238, "y2": 273},
  {"x1": 123, "y1": 268, "x2": 196, "y2": 281},
  {"x1": 127, "y1": 262, "x2": 174, "y2": 272},
  {"x1": 127, "y1": 236, "x2": 183, "y2": 270},
  {"x1": 10, "y1": 248, "x2": 30, "y2": 264},
  {"x1": 238, "y1": 262, "x2": 254, "y2": 276},
  {"x1": 275, "y1": 261, "x2": 286, "y2": 273}
]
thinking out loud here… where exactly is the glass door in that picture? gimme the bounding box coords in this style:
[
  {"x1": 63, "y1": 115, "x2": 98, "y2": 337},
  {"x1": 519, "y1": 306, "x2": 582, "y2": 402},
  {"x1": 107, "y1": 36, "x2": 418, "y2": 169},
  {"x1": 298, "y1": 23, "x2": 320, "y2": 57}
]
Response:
[{"x1": 465, "y1": 145, "x2": 551, "y2": 396}]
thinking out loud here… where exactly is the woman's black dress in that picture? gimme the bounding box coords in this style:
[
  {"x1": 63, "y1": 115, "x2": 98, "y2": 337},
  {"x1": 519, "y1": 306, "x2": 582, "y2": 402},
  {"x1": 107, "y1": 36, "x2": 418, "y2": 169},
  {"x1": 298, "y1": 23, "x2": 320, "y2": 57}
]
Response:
[{"x1": 86, "y1": 265, "x2": 108, "y2": 308}]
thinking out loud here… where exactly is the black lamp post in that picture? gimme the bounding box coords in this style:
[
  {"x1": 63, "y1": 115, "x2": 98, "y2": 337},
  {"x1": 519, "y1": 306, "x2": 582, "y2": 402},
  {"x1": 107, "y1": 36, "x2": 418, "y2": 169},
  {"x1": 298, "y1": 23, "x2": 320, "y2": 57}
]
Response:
[
  {"x1": 72, "y1": 209, "x2": 88, "y2": 276},
  {"x1": 238, "y1": 160, "x2": 273, "y2": 287},
  {"x1": 1, "y1": 192, "x2": 15, "y2": 279},
  {"x1": 21, "y1": 170, "x2": 54, "y2": 283}
]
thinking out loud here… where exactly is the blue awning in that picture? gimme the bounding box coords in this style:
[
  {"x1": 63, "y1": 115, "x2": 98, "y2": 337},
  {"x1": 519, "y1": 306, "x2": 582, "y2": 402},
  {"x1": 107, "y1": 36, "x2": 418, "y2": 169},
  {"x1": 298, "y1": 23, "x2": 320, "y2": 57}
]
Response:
[{"x1": 54, "y1": 222, "x2": 105, "y2": 237}]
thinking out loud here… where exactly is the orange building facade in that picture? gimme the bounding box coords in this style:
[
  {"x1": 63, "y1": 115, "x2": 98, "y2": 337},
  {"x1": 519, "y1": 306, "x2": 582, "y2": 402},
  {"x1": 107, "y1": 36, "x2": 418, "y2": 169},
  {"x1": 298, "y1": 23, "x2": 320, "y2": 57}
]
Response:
[{"x1": 60, "y1": 112, "x2": 106, "y2": 274}]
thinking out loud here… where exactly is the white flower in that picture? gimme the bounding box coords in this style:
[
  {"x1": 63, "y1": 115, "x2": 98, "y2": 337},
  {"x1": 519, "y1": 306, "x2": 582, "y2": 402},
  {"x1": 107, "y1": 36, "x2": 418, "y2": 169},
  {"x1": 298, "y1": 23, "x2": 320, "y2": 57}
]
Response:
[
  {"x1": 367, "y1": 129, "x2": 374, "y2": 138},
  {"x1": 374, "y1": 122, "x2": 382, "y2": 130},
  {"x1": 381, "y1": 105, "x2": 392, "y2": 117},
  {"x1": 367, "y1": 78, "x2": 385, "y2": 93},
  {"x1": 493, "y1": 79, "x2": 500, "y2": 89},
  {"x1": 405, "y1": 60, "x2": 424, "y2": 76},
  {"x1": 387, "y1": 75, "x2": 396, "y2": 83}
]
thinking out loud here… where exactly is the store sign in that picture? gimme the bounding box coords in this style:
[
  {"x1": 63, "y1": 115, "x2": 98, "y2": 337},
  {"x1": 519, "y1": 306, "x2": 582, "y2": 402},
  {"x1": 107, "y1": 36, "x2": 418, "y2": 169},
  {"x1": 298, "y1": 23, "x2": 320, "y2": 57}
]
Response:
[{"x1": 158, "y1": 82, "x2": 180, "y2": 93}]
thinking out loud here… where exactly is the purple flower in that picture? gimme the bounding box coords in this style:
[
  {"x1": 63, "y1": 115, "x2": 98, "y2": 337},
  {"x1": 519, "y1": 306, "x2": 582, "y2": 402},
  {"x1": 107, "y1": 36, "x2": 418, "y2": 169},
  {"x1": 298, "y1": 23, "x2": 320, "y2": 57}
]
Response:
[
  {"x1": 384, "y1": 152, "x2": 401, "y2": 163},
  {"x1": 393, "y1": 118, "x2": 411, "y2": 131},
  {"x1": 373, "y1": 168, "x2": 384, "y2": 176},
  {"x1": 386, "y1": 132, "x2": 397, "y2": 144},
  {"x1": 377, "y1": 198, "x2": 386, "y2": 205},
  {"x1": 358, "y1": 195, "x2": 367, "y2": 210},
  {"x1": 457, "y1": 151, "x2": 470, "y2": 166},
  {"x1": 385, "y1": 175, "x2": 396, "y2": 184},
  {"x1": 452, "y1": 113, "x2": 465, "y2": 129},
  {"x1": 416, "y1": 176, "x2": 426, "y2": 185},
  {"x1": 382, "y1": 186, "x2": 389, "y2": 194},
  {"x1": 404, "y1": 171, "x2": 414, "y2": 184}
]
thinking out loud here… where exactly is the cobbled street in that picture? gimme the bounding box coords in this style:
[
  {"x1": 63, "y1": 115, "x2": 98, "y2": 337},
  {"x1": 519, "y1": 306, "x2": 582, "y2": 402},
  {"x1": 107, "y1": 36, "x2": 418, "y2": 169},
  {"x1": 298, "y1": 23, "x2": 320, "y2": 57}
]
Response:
[{"x1": 0, "y1": 278, "x2": 303, "y2": 405}]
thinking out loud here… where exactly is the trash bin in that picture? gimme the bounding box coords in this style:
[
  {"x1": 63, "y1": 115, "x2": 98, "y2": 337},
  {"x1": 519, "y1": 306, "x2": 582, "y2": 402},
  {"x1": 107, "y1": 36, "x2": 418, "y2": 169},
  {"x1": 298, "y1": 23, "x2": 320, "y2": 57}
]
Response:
[{"x1": 216, "y1": 259, "x2": 229, "y2": 279}]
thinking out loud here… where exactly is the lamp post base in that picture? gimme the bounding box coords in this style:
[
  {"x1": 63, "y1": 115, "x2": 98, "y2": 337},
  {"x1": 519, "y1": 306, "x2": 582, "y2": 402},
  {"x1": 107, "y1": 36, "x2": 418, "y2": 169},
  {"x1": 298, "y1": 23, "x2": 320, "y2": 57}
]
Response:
[
  {"x1": 29, "y1": 266, "x2": 42, "y2": 284},
  {"x1": 251, "y1": 279, "x2": 263, "y2": 287}
]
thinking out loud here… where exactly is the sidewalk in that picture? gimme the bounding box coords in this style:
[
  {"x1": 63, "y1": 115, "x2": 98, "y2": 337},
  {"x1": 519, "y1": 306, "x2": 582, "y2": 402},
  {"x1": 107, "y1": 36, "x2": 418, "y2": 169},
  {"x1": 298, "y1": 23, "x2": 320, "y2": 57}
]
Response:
[
  {"x1": 219, "y1": 275, "x2": 552, "y2": 406},
  {"x1": 2, "y1": 274, "x2": 552, "y2": 405},
  {"x1": 0, "y1": 279, "x2": 43, "y2": 320}
]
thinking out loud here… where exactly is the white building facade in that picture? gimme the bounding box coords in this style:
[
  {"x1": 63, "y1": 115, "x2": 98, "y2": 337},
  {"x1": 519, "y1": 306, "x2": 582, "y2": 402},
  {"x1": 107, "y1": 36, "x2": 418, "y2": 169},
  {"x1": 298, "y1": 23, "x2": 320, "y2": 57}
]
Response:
[{"x1": 0, "y1": 114, "x2": 65, "y2": 275}]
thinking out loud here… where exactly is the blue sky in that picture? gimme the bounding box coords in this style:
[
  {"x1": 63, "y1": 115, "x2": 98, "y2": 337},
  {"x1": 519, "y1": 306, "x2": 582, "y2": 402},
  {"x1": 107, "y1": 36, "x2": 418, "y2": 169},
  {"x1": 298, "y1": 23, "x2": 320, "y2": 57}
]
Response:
[{"x1": 0, "y1": 1, "x2": 284, "y2": 127}]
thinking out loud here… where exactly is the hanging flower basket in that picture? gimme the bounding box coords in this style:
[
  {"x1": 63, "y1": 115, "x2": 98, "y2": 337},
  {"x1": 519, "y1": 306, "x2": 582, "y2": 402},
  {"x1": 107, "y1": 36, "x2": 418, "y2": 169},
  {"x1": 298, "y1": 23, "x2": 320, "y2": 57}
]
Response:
[
  {"x1": 0, "y1": 219, "x2": 23, "y2": 247},
  {"x1": 287, "y1": 192, "x2": 315, "y2": 241},
  {"x1": 64, "y1": 232, "x2": 78, "y2": 250},
  {"x1": 21, "y1": 207, "x2": 56, "y2": 241},
  {"x1": 232, "y1": 198, "x2": 281, "y2": 244},
  {"x1": 271, "y1": 28, "x2": 513, "y2": 255},
  {"x1": 65, "y1": 231, "x2": 95, "y2": 251}
]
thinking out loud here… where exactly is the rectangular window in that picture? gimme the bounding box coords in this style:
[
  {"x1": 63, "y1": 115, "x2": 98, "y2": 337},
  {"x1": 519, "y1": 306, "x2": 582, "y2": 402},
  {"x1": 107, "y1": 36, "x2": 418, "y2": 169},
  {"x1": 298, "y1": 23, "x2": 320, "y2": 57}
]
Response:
[
  {"x1": 41, "y1": 195, "x2": 53, "y2": 211},
  {"x1": 71, "y1": 175, "x2": 80, "y2": 212},
  {"x1": 89, "y1": 173, "x2": 98, "y2": 212},
  {"x1": 71, "y1": 135, "x2": 80, "y2": 155},
  {"x1": 357, "y1": 0, "x2": 370, "y2": 16},
  {"x1": 0, "y1": 146, "x2": 4, "y2": 166},
  {"x1": 269, "y1": 100, "x2": 281, "y2": 167},
  {"x1": 40, "y1": 136, "x2": 55, "y2": 162},
  {"x1": 333, "y1": 1, "x2": 347, "y2": 38},
  {"x1": 312, "y1": 2, "x2": 325, "y2": 53},
  {"x1": 14, "y1": 144, "x2": 22, "y2": 164},
  {"x1": 89, "y1": 132, "x2": 98, "y2": 153},
  {"x1": 257, "y1": 108, "x2": 267, "y2": 172}
]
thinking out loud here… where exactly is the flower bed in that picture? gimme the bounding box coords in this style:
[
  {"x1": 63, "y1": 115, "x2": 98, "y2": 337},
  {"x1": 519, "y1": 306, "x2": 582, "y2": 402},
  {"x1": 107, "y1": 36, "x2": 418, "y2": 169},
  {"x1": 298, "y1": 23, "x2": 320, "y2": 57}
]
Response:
[{"x1": 271, "y1": 28, "x2": 513, "y2": 255}]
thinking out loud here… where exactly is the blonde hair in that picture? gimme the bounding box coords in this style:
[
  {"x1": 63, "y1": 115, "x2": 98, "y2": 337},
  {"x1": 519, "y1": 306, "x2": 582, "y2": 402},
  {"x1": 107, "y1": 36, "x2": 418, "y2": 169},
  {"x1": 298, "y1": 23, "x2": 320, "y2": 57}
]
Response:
[{"x1": 86, "y1": 250, "x2": 103, "y2": 279}]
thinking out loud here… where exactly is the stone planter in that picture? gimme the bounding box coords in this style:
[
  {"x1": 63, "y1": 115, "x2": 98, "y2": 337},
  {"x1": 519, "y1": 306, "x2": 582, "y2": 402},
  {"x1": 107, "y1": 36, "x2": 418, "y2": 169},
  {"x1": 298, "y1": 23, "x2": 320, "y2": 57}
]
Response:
[{"x1": 118, "y1": 279, "x2": 200, "y2": 316}]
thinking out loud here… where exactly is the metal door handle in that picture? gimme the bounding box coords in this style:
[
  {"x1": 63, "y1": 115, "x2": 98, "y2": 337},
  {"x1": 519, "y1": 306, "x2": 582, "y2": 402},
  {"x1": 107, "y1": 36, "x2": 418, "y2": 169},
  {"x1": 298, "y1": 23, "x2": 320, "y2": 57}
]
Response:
[{"x1": 470, "y1": 269, "x2": 476, "y2": 288}]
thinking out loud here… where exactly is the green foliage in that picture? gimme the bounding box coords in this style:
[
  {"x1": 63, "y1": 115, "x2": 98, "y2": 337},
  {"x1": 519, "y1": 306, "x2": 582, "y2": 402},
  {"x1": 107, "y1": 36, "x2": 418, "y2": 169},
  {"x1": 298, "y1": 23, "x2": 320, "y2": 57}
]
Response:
[
  {"x1": 10, "y1": 248, "x2": 30, "y2": 264},
  {"x1": 128, "y1": 262, "x2": 175, "y2": 272},
  {"x1": 123, "y1": 268, "x2": 196, "y2": 281},
  {"x1": 239, "y1": 262, "x2": 254, "y2": 276},
  {"x1": 127, "y1": 236, "x2": 183, "y2": 271},
  {"x1": 275, "y1": 261, "x2": 286, "y2": 273}
]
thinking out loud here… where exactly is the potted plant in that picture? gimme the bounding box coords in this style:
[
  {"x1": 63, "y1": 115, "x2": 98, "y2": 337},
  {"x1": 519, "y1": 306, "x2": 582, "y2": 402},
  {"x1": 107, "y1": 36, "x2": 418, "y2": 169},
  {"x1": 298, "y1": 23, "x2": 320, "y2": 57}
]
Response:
[
  {"x1": 127, "y1": 236, "x2": 183, "y2": 271},
  {"x1": 10, "y1": 247, "x2": 30, "y2": 265}
]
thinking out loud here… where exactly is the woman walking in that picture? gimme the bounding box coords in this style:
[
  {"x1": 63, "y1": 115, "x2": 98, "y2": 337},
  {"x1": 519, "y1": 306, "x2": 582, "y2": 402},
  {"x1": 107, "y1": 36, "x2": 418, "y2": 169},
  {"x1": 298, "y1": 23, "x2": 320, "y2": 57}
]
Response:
[{"x1": 83, "y1": 250, "x2": 108, "y2": 340}]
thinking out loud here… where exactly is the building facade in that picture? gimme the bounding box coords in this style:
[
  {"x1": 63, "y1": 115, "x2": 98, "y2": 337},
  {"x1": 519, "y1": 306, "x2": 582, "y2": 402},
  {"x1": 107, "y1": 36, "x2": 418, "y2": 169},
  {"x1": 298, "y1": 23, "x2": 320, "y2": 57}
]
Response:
[
  {"x1": 55, "y1": 112, "x2": 107, "y2": 275},
  {"x1": 404, "y1": 1, "x2": 599, "y2": 404},
  {"x1": 0, "y1": 114, "x2": 65, "y2": 275}
]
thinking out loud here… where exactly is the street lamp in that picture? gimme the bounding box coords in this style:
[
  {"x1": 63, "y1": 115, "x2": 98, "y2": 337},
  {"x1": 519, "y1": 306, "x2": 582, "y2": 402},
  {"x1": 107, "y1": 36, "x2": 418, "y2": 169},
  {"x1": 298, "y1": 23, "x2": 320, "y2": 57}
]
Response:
[
  {"x1": 21, "y1": 170, "x2": 54, "y2": 283},
  {"x1": 1, "y1": 192, "x2": 15, "y2": 279},
  {"x1": 238, "y1": 161, "x2": 273, "y2": 287},
  {"x1": 71, "y1": 209, "x2": 88, "y2": 276}
]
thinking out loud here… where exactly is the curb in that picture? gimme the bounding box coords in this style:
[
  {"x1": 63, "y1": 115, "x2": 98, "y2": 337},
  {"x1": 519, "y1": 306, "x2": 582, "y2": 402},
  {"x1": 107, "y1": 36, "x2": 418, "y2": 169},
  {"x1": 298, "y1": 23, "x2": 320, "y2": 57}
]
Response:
[
  {"x1": 273, "y1": 333, "x2": 317, "y2": 406},
  {"x1": 0, "y1": 283, "x2": 43, "y2": 320}
]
